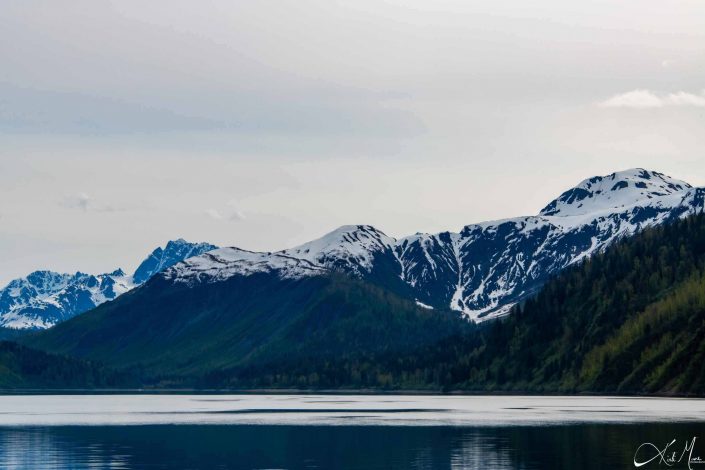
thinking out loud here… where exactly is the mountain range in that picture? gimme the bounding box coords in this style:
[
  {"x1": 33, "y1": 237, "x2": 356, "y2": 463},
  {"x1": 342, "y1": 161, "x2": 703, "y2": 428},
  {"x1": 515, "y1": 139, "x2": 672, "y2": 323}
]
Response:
[
  {"x1": 0, "y1": 239, "x2": 217, "y2": 329},
  {"x1": 18, "y1": 168, "x2": 705, "y2": 388},
  {"x1": 154, "y1": 168, "x2": 704, "y2": 321},
  {"x1": 4, "y1": 168, "x2": 704, "y2": 333}
]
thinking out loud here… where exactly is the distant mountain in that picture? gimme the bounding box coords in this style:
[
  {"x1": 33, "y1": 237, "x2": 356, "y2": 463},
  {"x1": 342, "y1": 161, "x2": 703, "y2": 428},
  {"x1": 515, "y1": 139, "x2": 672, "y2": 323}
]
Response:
[
  {"x1": 0, "y1": 239, "x2": 217, "y2": 330},
  {"x1": 164, "y1": 168, "x2": 705, "y2": 321}
]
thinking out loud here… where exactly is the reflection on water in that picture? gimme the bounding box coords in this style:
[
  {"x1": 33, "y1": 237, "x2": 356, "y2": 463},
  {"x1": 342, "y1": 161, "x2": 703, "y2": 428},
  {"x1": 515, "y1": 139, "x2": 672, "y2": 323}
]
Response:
[
  {"x1": 1, "y1": 423, "x2": 704, "y2": 469},
  {"x1": 0, "y1": 427, "x2": 130, "y2": 469}
]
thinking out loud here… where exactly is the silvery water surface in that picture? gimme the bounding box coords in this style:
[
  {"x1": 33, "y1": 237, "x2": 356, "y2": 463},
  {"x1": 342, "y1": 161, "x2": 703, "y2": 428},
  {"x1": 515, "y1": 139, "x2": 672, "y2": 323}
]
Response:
[{"x1": 1, "y1": 394, "x2": 704, "y2": 469}]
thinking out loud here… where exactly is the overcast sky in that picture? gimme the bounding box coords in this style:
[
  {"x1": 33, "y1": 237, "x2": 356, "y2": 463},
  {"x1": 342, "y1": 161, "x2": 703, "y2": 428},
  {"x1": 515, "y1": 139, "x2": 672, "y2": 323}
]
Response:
[{"x1": 1, "y1": 0, "x2": 704, "y2": 284}]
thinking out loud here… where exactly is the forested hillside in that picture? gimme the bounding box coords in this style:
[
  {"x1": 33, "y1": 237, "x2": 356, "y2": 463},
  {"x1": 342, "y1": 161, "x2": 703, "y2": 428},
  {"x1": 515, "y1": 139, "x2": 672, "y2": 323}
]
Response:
[
  {"x1": 0, "y1": 341, "x2": 131, "y2": 389},
  {"x1": 25, "y1": 274, "x2": 466, "y2": 386},
  {"x1": 224, "y1": 213, "x2": 705, "y2": 394}
]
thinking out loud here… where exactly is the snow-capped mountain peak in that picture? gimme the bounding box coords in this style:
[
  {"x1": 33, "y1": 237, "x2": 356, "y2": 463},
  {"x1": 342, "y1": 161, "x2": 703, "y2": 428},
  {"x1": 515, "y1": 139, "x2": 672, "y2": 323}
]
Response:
[
  {"x1": 540, "y1": 168, "x2": 692, "y2": 217},
  {"x1": 280, "y1": 225, "x2": 397, "y2": 275}
]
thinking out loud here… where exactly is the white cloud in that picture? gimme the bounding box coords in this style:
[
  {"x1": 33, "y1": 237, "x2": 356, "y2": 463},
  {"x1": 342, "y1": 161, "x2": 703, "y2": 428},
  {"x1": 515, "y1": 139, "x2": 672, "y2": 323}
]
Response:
[
  {"x1": 599, "y1": 89, "x2": 705, "y2": 109},
  {"x1": 667, "y1": 91, "x2": 705, "y2": 107}
]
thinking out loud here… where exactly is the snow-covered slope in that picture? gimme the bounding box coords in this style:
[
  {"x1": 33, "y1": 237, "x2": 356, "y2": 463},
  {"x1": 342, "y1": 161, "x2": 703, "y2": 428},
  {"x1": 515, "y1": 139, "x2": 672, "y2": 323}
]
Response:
[
  {"x1": 0, "y1": 240, "x2": 217, "y2": 329},
  {"x1": 162, "y1": 169, "x2": 705, "y2": 322},
  {"x1": 164, "y1": 247, "x2": 327, "y2": 285},
  {"x1": 539, "y1": 169, "x2": 691, "y2": 217},
  {"x1": 398, "y1": 169, "x2": 702, "y2": 320},
  {"x1": 280, "y1": 225, "x2": 396, "y2": 276}
]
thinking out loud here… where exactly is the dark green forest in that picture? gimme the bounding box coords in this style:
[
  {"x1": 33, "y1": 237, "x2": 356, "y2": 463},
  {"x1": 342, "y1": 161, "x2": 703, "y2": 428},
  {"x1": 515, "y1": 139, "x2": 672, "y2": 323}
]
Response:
[
  {"x1": 0, "y1": 341, "x2": 131, "y2": 389},
  {"x1": 23, "y1": 273, "x2": 466, "y2": 386}
]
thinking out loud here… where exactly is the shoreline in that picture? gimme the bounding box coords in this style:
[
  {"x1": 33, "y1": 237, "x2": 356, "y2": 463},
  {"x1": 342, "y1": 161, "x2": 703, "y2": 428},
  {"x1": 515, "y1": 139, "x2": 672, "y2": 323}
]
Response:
[{"x1": 1, "y1": 388, "x2": 703, "y2": 398}]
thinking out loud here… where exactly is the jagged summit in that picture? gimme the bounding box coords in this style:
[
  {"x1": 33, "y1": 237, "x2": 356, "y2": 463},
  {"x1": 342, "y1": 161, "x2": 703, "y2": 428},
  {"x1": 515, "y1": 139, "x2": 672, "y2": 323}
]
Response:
[
  {"x1": 540, "y1": 168, "x2": 692, "y2": 217},
  {"x1": 133, "y1": 239, "x2": 217, "y2": 284}
]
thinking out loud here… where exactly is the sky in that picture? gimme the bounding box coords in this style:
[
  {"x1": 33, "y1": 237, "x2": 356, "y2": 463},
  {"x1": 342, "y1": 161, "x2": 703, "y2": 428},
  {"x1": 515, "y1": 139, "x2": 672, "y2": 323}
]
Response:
[{"x1": 1, "y1": 0, "x2": 704, "y2": 285}]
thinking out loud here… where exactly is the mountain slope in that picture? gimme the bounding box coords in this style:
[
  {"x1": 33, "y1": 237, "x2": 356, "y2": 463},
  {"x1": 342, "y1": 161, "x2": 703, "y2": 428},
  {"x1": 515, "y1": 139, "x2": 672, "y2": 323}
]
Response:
[
  {"x1": 486, "y1": 212, "x2": 705, "y2": 394},
  {"x1": 25, "y1": 271, "x2": 466, "y2": 383},
  {"x1": 0, "y1": 239, "x2": 217, "y2": 330},
  {"x1": 396, "y1": 169, "x2": 702, "y2": 320},
  {"x1": 228, "y1": 212, "x2": 705, "y2": 393}
]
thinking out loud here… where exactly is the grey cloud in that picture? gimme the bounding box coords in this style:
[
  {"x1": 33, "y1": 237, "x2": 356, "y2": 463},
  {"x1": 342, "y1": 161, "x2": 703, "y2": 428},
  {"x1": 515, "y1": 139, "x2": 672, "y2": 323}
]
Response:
[
  {"x1": 206, "y1": 203, "x2": 246, "y2": 222},
  {"x1": 0, "y1": 0, "x2": 424, "y2": 138},
  {"x1": 227, "y1": 201, "x2": 246, "y2": 221},
  {"x1": 63, "y1": 193, "x2": 92, "y2": 212},
  {"x1": 62, "y1": 193, "x2": 124, "y2": 213}
]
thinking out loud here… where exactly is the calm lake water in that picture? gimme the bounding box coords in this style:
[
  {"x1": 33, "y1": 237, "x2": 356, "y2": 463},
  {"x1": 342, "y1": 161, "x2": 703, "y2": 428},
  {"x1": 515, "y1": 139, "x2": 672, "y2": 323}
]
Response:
[{"x1": 0, "y1": 395, "x2": 704, "y2": 469}]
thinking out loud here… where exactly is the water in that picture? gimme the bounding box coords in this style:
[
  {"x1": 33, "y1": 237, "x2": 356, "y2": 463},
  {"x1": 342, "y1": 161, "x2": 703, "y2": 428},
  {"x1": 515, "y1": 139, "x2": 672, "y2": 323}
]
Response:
[{"x1": 0, "y1": 395, "x2": 704, "y2": 469}]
